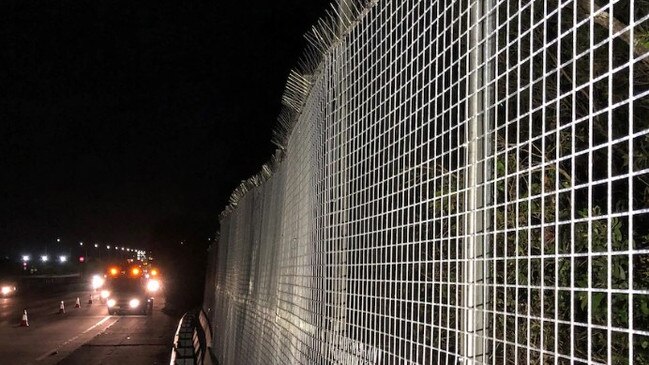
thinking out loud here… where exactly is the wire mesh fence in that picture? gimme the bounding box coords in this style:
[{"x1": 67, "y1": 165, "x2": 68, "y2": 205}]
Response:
[{"x1": 203, "y1": 0, "x2": 649, "y2": 363}]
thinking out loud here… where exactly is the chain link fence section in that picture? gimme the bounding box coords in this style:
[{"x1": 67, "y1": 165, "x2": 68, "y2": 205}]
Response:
[{"x1": 203, "y1": 0, "x2": 649, "y2": 363}]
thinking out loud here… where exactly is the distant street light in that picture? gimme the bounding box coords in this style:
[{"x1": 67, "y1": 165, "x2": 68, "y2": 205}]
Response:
[
  {"x1": 79, "y1": 242, "x2": 83, "y2": 246},
  {"x1": 94, "y1": 243, "x2": 99, "y2": 248},
  {"x1": 22, "y1": 255, "x2": 30, "y2": 262},
  {"x1": 56, "y1": 238, "x2": 61, "y2": 243},
  {"x1": 41, "y1": 255, "x2": 49, "y2": 262},
  {"x1": 59, "y1": 255, "x2": 67, "y2": 263},
  {"x1": 106, "y1": 245, "x2": 111, "y2": 249}
]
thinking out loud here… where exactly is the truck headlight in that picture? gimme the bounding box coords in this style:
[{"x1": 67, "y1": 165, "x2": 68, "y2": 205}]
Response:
[
  {"x1": 129, "y1": 299, "x2": 140, "y2": 308},
  {"x1": 107, "y1": 299, "x2": 116, "y2": 307},
  {"x1": 1, "y1": 286, "x2": 12, "y2": 295},
  {"x1": 101, "y1": 290, "x2": 110, "y2": 299},
  {"x1": 92, "y1": 275, "x2": 105, "y2": 289},
  {"x1": 146, "y1": 279, "x2": 160, "y2": 292}
]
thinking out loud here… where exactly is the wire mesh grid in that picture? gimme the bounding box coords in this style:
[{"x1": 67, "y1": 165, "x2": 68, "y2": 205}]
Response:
[{"x1": 204, "y1": 0, "x2": 649, "y2": 363}]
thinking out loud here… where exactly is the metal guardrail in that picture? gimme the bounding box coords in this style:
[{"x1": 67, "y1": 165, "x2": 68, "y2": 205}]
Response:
[
  {"x1": 22, "y1": 273, "x2": 82, "y2": 279},
  {"x1": 170, "y1": 309, "x2": 214, "y2": 365}
]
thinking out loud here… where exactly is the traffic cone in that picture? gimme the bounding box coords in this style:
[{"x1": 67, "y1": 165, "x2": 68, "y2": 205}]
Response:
[
  {"x1": 75, "y1": 297, "x2": 80, "y2": 308},
  {"x1": 88, "y1": 294, "x2": 93, "y2": 304},
  {"x1": 20, "y1": 309, "x2": 29, "y2": 327},
  {"x1": 59, "y1": 301, "x2": 65, "y2": 314}
]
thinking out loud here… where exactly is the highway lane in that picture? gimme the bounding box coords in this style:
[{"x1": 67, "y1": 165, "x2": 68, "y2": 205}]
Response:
[
  {"x1": 0, "y1": 287, "x2": 95, "y2": 326},
  {"x1": 0, "y1": 287, "x2": 115, "y2": 365},
  {"x1": 58, "y1": 296, "x2": 178, "y2": 365},
  {"x1": 0, "y1": 288, "x2": 178, "y2": 365}
]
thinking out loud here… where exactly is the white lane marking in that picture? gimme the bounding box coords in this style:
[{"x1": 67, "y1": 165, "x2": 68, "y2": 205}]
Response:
[{"x1": 35, "y1": 315, "x2": 116, "y2": 361}]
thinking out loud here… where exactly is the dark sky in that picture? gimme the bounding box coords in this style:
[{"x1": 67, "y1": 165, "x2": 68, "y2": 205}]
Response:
[{"x1": 1, "y1": 1, "x2": 330, "y2": 255}]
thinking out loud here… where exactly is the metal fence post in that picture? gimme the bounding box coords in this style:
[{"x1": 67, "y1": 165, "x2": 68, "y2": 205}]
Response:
[{"x1": 464, "y1": 0, "x2": 494, "y2": 362}]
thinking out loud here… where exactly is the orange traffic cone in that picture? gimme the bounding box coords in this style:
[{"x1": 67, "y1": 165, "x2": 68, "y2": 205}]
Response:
[
  {"x1": 59, "y1": 301, "x2": 65, "y2": 314},
  {"x1": 20, "y1": 309, "x2": 29, "y2": 327},
  {"x1": 88, "y1": 294, "x2": 93, "y2": 304},
  {"x1": 75, "y1": 297, "x2": 80, "y2": 308}
]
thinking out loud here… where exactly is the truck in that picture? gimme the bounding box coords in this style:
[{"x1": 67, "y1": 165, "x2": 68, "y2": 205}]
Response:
[{"x1": 104, "y1": 267, "x2": 153, "y2": 315}]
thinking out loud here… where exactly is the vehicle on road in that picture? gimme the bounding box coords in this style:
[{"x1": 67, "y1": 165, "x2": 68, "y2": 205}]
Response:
[
  {"x1": 0, "y1": 280, "x2": 16, "y2": 296},
  {"x1": 0, "y1": 258, "x2": 19, "y2": 297},
  {"x1": 104, "y1": 269, "x2": 152, "y2": 315}
]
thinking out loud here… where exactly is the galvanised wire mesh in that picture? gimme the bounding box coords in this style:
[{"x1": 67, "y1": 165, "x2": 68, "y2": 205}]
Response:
[{"x1": 204, "y1": 0, "x2": 649, "y2": 363}]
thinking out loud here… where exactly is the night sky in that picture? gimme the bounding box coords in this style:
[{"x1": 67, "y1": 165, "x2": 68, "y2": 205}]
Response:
[{"x1": 1, "y1": 1, "x2": 331, "y2": 255}]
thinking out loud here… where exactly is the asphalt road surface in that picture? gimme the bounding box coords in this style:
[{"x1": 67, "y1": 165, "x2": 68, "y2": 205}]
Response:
[{"x1": 0, "y1": 287, "x2": 178, "y2": 365}]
